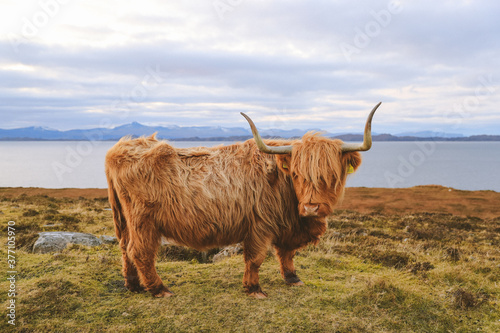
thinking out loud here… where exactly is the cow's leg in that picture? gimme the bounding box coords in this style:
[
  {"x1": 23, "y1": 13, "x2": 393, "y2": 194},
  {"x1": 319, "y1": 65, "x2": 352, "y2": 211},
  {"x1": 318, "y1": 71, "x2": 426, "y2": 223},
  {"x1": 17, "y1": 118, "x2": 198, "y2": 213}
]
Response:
[
  {"x1": 127, "y1": 221, "x2": 173, "y2": 298},
  {"x1": 242, "y1": 237, "x2": 270, "y2": 299},
  {"x1": 272, "y1": 217, "x2": 326, "y2": 287},
  {"x1": 274, "y1": 247, "x2": 304, "y2": 286},
  {"x1": 119, "y1": 230, "x2": 144, "y2": 292}
]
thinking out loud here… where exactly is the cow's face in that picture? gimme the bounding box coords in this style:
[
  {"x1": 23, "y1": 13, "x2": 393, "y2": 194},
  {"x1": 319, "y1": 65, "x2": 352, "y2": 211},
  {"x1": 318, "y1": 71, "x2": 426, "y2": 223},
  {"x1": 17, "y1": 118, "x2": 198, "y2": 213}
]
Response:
[
  {"x1": 276, "y1": 134, "x2": 361, "y2": 217},
  {"x1": 241, "y1": 102, "x2": 379, "y2": 218}
]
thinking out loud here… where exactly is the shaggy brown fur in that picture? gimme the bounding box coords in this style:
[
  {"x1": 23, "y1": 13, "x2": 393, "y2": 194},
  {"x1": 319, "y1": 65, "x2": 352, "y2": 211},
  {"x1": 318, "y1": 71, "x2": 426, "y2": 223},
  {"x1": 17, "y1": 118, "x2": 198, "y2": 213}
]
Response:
[{"x1": 105, "y1": 133, "x2": 361, "y2": 298}]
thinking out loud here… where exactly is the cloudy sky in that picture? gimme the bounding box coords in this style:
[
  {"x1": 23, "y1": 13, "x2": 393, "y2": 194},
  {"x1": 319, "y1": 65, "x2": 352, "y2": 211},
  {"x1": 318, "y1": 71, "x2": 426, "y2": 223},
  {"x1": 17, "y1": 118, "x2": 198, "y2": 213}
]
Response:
[{"x1": 1, "y1": 0, "x2": 499, "y2": 135}]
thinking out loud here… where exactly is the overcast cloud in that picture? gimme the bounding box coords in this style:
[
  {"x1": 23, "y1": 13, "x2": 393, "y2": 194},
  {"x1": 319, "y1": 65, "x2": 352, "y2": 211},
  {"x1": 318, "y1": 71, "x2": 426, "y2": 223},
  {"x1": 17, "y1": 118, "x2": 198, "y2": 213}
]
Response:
[{"x1": 1, "y1": 0, "x2": 499, "y2": 135}]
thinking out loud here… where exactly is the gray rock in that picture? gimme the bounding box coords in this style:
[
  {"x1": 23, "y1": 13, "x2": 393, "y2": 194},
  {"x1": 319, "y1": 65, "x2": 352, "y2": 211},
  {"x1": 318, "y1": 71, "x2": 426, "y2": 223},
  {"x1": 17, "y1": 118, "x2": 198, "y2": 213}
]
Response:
[
  {"x1": 212, "y1": 244, "x2": 243, "y2": 263},
  {"x1": 33, "y1": 232, "x2": 103, "y2": 254},
  {"x1": 99, "y1": 235, "x2": 118, "y2": 244}
]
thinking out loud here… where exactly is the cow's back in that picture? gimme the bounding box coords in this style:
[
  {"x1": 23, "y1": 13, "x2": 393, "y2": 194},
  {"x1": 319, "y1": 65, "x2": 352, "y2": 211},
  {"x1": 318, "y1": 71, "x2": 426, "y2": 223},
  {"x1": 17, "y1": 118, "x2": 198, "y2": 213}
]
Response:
[{"x1": 105, "y1": 135, "x2": 298, "y2": 249}]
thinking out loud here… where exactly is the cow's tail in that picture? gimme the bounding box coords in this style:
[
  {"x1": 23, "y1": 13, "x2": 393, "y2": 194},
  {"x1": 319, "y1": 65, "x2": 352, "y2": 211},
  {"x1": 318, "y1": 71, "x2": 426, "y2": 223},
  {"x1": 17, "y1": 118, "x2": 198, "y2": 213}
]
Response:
[{"x1": 107, "y1": 177, "x2": 127, "y2": 240}]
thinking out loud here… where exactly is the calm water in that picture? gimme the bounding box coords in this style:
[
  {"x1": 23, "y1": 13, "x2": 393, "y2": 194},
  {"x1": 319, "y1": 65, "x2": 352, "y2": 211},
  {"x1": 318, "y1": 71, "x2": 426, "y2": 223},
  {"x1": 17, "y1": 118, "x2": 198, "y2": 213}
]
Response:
[{"x1": 0, "y1": 141, "x2": 499, "y2": 192}]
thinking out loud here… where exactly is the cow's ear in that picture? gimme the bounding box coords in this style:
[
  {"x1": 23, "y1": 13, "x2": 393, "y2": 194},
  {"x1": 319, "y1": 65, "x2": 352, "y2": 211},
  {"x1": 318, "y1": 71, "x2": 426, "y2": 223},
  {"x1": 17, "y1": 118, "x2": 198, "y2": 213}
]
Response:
[
  {"x1": 343, "y1": 151, "x2": 362, "y2": 173},
  {"x1": 276, "y1": 154, "x2": 292, "y2": 175}
]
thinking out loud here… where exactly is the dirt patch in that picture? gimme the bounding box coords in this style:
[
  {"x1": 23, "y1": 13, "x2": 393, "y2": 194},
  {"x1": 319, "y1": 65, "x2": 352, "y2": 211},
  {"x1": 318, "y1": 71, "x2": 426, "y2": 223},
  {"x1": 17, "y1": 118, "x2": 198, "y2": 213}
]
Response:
[
  {"x1": 450, "y1": 288, "x2": 490, "y2": 309},
  {"x1": 408, "y1": 262, "x2": 434, "y2": 274},
  {"x1": 0, "y1": 187, "x2": 107, "y2": 199},
  {"x1": 341, "y1": 186, "x2": 500, "y2": 219}
]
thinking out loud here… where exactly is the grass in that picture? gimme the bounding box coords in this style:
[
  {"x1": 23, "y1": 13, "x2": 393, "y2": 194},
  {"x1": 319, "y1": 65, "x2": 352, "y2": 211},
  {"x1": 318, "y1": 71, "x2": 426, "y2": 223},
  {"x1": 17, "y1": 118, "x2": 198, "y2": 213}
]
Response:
[{"x1": 0, "y1": 191, "x2": 499, "y2": 332}]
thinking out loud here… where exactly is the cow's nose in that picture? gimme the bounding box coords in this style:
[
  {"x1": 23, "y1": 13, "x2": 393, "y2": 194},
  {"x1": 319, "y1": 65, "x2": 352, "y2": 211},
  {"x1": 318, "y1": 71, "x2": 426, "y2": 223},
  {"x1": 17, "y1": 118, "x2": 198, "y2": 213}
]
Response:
[{"x1": 303, "y1": 204, "x2": 319, "y2": 216}]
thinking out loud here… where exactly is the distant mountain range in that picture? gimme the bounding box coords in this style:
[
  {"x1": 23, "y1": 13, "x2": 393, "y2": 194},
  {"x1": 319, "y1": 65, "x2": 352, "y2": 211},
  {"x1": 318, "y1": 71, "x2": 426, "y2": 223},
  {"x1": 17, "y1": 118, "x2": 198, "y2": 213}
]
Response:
[
  {"x1": 0, "y1": 122, "x2": 499, "y2": 141},
  {"x1": 395, "y1": 131, "x2": 464, "y2": 138}
]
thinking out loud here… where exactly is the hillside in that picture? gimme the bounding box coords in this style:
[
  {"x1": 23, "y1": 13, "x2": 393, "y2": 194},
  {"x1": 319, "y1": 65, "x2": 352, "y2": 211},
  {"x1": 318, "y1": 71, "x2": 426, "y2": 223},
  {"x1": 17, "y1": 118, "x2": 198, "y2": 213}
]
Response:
[{"x1": 1, "y1": 123, "x2": 499, "y2": 141}]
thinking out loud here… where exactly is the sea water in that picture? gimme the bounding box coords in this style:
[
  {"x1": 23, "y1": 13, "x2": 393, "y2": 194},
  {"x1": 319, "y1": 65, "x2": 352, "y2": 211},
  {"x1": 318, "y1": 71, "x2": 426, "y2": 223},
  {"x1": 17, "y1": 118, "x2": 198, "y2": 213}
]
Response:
[{"x1": 0, "y1": 141, "x2": 498, "y2": 192}]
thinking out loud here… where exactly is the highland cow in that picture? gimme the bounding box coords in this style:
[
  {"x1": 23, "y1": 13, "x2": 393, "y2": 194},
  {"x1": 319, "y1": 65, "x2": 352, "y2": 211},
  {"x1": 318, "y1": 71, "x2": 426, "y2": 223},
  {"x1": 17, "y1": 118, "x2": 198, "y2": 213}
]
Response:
[{"x1": 105, "y1": 103, "x2": 381, "y2": 298}]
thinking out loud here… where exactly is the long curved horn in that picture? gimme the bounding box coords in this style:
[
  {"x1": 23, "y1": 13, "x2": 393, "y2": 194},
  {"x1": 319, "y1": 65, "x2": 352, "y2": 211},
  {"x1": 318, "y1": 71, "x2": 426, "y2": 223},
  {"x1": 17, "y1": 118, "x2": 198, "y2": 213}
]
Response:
[
  {"x1": 240, "y1": 112, "x2": 293, "y2": 154},
  {"x1": 341, "y1": 102, "x2": 381, "y2": 152}
]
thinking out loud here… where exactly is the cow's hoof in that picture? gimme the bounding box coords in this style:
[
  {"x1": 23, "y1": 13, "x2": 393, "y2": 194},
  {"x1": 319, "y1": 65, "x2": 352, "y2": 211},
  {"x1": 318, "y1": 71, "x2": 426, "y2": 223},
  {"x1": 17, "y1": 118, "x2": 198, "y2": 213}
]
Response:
[
  {"x1": 287, "y1": 280, "x2": 304, "y2": 286},
  {"x1": 285, "y1": 274, "x2": 304, "y2": 286},
  {"x1": 248, "y1": 291, "x2": 268, "y2": 299},
  {"x1": 245, "y1": 285, "x2": 267, "y2": 299},
  {"x1": 150, "y1": 285, "x2": 174, "y2": 298}
]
